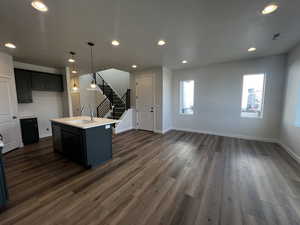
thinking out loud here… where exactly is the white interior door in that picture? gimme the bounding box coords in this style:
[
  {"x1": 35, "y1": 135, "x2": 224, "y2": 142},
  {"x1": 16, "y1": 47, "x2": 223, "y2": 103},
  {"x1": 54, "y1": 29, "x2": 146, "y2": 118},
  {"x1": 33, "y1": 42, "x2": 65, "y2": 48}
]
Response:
[
  {"x1": 136, "y1": 76, "x2": 154, "y2": 131},
  {"x1": 0, "y1": 76, "x2": 21, "y2": 153}
]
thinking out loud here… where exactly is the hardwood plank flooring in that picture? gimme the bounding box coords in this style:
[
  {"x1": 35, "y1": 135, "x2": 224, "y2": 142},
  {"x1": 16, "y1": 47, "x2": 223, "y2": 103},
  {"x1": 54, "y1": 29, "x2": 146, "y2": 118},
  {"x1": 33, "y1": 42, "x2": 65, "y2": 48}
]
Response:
[{"x1": 1, "y1": 130, "x2": 300, "y2": 225}]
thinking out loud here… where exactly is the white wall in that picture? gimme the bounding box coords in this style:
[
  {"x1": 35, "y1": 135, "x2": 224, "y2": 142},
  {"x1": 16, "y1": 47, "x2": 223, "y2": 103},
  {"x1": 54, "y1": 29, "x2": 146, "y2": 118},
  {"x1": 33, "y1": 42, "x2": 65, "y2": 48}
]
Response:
[
  {"x1": 79, "y1": 74, "x2": 105, "y2": 116},
  {"x1": 162, "y1": 67, "x2": 173, "y2": 133},
  {"x1": 280, "y1": 43, "x2": 300, "y2": 160},
  {"x1": 14, "y1": 61, "x2": 64, "y2": 138},
  {"x1": 18, "y1": 91, "x2": 63, "y2": 138},
  {"x1": 99, "y1": 68, "x2": 130, "y2": 97},
  {"x1": 115, "y1": 109, "x2": 134, "y2": 134},
  {"x1": 172, "y1": 55, "x2": 286, "y2": 141},
  {"x1": 0, "y1": 52, "x2": 23, "y2": 151},
  {"x1": 131, "y1": 68, "x2": 163, "y2": 132}
]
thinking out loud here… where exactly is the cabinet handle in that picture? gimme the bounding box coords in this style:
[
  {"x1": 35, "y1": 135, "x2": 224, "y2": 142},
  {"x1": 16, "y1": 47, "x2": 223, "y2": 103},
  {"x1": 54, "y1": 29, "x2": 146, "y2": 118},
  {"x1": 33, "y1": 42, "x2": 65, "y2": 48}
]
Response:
[{"x1": 12, "y1": 116, "x2": 18, "y2": 119}]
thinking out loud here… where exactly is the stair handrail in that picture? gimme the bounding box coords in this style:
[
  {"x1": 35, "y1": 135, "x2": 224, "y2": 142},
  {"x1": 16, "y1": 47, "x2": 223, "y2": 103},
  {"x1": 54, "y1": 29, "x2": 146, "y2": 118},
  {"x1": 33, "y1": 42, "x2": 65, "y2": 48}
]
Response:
[
  {"x1": 97, "y1": 97, "x2": 112, "y2": 117},
  {"x1": 121, "y1": 89, "x2": 131, "y2": 110},
  {"x1": 95, "y1": 72, "x2": 126, "y2": 105}
]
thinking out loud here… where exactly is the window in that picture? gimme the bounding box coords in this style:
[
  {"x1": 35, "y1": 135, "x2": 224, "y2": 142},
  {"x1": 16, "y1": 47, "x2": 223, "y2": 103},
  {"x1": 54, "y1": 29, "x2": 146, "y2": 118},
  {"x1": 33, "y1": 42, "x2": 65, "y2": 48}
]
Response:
[
  {"x1": 241, "y1": 74, "x2": 265, "y2": 118},
  {"x1": 180, "y1": 80, "x2": 194, "y2": 115}
]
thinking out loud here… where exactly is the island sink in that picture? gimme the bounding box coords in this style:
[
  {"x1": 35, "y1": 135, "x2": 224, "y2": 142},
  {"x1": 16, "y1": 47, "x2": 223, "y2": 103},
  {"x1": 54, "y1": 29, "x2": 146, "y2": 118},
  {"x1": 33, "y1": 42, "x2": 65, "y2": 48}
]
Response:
[{"x1": 51, "y1": 116, "x2": 119, "y2": 168}]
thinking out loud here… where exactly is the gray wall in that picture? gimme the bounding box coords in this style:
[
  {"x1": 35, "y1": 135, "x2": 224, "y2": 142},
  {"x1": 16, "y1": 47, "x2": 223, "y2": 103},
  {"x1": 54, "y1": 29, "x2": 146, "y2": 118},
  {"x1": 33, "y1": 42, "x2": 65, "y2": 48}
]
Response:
[
  {"x1": 18, "y1": 91, "x2": 63, "y2": 137},
  {"x1": 130, "y1": 67, "x2": 163, "y2": 132},
  {"x1": 14, "y1": 62, "x2": 64, "y2": 138},
  {"x1": 172, "y1": 55, "x2": 286, "y2": 141},
  {"x1": 280, "y1": 43, "x2": 300, "y2": 158},
  {"x1": 99, "y1": 68, "x2": 130, "y2": 97},
  {"x1": 162, "y1": 67, "x2": 173, "y2": 132},
  {"x1": 79, "y1": 74, "x2": 105, "y2": 116}
]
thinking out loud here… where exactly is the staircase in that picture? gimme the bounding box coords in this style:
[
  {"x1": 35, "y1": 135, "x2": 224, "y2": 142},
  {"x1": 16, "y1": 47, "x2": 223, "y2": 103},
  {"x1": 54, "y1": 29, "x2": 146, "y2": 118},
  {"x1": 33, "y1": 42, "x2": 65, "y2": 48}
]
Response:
[{"x1": 95, "y1": 72, "x2": 130, "y2": 120}]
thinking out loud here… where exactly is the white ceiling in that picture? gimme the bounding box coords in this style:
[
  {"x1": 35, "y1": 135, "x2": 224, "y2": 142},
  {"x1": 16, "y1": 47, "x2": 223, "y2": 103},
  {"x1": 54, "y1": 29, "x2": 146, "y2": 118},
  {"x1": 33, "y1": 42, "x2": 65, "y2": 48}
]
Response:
[{"x1": 0, "y1": 0, "x2": 300, "y2": 74}]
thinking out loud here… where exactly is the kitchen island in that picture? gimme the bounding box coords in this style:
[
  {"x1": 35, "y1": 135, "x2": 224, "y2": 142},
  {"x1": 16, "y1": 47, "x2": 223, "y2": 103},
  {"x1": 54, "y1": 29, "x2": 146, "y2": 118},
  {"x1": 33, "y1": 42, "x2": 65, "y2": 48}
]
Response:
[{"x1": 51, "y1": 116, "x2": 119, "y2": 168}]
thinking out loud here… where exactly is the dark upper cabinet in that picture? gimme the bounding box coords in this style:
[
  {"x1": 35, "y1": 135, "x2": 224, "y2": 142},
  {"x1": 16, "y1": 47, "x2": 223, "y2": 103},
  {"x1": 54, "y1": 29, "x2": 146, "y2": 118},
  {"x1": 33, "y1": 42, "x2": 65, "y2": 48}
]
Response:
[
  {"x1": 14, "y1": 68, "x2": 64, "y2": 104},
  {"x1": 14, "y1": 69, "x2": 33, "y2": 103},
  {"x1": 32, "y1": 72, "x2": 63, "y2": 92}
]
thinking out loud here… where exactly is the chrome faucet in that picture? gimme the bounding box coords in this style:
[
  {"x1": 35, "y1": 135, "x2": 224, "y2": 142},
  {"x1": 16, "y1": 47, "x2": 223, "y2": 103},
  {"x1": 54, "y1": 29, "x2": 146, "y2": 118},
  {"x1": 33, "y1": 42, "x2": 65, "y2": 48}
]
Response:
[
  {"x1": 80, "y1": 104, "x2": 94, "y2": 121},
  {"x1": 80, "y1": 105, "x2": 85, "y2": 115},
  {"x1": 89, "y1": 104, "x2": 94, "y2": 121}
]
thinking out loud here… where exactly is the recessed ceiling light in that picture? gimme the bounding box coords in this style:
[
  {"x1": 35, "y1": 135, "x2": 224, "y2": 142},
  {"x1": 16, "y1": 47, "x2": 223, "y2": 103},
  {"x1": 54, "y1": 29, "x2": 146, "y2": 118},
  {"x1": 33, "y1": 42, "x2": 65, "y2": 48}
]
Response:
[
  {"x1": 248, "y1": 47, "x2": 256, "y2": 52},
  {"x1": 112, "y1": 40, "x2": 120, "y2": 46},
  {"x1": 71, "y1": 70, "x2": 77, "y2": 74},
  {"x1": 132, "y1": 64, "x2": 137, "y2": 68},
  {"x1": 157, "y1": 40, "x2": 166, "y2": 46},
  {"x1": 68, "y1": 58, "x2": 75, "y2": 63},
  {"x1": 262, "y1": 4, "x2": 278, "y2": 15},
  {"x1": 182, "y1": 60, "x2": 188, "y2": 64},
  {"x1": 4, "y1": 43, "x2": 16, "y2": 49},
  {"x1": 31, "y1": 0, "x2": 48, "y2": 12}
]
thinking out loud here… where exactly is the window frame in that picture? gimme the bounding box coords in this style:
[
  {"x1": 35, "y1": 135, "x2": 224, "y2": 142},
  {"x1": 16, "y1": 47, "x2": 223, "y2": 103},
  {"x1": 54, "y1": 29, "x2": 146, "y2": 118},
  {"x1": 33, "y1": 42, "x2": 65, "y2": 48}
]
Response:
[
  {"x1": 240, "y1": 73, "x2": 266, "y2": 119},
  {"x1": 179, "y1": 79, "x2": 195, "y2": 115}
]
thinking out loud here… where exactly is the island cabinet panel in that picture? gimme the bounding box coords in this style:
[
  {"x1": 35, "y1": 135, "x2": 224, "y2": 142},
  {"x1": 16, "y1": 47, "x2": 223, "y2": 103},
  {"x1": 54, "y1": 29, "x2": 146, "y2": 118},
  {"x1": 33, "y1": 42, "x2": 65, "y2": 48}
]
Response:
[
  {"x1": 61, "y1": 128, "x2": 85, "y2": 164},
  {"x1": 51, "y1": 122, "x2": 112, "y2": 168},
  {"x1": 52, "y1": 124, "x2": 62, "y2": 152},
  {"x1": 84, "y1": 124, "x2": 112, "y2": 167}
]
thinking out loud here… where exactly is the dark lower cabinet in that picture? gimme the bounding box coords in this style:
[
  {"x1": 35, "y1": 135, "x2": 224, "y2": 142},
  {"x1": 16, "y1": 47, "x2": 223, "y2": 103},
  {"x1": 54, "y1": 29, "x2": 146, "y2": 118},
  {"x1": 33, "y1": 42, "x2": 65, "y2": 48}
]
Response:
[
  {"x1": 51, "y1": 122, "x2": 112, "y2": 168},
  {"x1": 0, "y1": 147, "x2": 8, "y2": 210},
  {"x1": 20, "y1": 118, "x2": 39, "y2": 145}
]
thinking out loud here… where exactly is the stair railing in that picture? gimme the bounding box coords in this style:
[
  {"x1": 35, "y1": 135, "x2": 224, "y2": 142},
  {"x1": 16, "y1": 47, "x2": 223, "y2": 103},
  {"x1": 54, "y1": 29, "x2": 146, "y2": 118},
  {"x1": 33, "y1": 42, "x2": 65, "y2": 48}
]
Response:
[
  {"x1": 121, "y1": 89, "x2": 131, "y2": 110},
  {"x1": 97, "y1": 97, "x2": 112, "y2": 117},
  {"x1": 95, "y1": 72, "x2": 126, "y2": 105}
]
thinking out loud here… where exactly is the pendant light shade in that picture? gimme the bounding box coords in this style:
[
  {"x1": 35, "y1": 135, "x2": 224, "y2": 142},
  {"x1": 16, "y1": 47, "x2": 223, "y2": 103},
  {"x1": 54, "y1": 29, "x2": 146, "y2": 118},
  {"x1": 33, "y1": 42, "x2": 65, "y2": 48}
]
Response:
[
  {"x1": 72, "y1": 83, "x2": 78, "y2": 91},
  {"x1": 68, "y1": 51, "x2": 76, "y2": 63},
  {"x1": 90, "y1": 80, "x2": 97, "y2": 89},
  {"x1": 87, "y1": 42, "x2": 97, "y2": 89}
]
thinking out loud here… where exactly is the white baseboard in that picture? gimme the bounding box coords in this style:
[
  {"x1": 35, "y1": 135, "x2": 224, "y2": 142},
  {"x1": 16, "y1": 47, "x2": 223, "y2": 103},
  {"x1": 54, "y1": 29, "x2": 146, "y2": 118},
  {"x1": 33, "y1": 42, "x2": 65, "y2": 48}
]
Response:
[
  {"x1": 161, "y1": 127, "x2": 173, "y2": 134},
  {"x1": 115, "y1": 127, "x2": 134, "y2": 134},
  {"x1": 39, "y1": 133, "x2": 52, "y2": 138},
  {"x1": 277, "y1": 141, "x2": 300, "y2": 164},
  {"x1": 172, "y1": 127, "x2": 278, "y2": 143}
]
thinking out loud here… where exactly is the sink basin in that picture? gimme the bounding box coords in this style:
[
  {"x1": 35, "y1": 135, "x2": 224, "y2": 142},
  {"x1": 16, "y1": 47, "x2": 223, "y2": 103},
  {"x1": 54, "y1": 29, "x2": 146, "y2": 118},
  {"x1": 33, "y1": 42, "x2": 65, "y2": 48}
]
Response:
[{"x1": 69, "y1": 119, "x2": 95, "y2": 125}]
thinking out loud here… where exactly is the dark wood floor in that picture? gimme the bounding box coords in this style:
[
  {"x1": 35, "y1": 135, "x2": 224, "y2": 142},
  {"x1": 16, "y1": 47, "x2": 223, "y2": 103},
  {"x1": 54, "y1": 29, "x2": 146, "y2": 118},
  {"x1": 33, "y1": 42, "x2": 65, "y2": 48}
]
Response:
[{"x1": 1, "y1": 130, "x2": 300, "y2": 225}]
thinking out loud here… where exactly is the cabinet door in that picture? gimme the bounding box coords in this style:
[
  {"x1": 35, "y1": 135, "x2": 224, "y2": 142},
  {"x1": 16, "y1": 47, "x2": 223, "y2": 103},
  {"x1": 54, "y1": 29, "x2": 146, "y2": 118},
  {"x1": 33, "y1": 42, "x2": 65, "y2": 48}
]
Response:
[
  {"x1": 52, "y1": 124, "x2": 62, "y2": 152},
  {"x1": 45, "y1": 74, "x2": 63, "y2": 92},
  {"x1": 31, "y1": 72, "x2": 46, "y2": 91},
  {"x1": 32, "y1": 72, "x2": 63, "y2": 92},
  {"x1": 14, "y1": 69, "x2": 33, "y2": 103},
  {"x1": 61, "y1": 129, "x2": 84, "y2": 164}
]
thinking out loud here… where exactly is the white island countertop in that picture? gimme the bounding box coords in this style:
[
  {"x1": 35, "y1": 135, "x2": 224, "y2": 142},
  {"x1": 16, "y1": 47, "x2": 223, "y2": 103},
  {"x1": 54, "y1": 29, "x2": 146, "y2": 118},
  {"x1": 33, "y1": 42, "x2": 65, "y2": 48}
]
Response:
[{"x1": 51, "y1": 116, "x2": 119, "y2": 129}]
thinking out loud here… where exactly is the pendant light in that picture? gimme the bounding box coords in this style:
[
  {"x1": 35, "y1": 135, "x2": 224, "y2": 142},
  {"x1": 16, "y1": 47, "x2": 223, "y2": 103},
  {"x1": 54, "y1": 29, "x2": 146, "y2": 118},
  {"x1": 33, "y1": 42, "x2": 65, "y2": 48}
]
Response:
[
  {"x1": 68, "y1": 51, "x2": 76, "y2": 63},
  {"x1": 87, "y1": 42, "x2": 97, "y2": 89},
  {"x1": 72, "y1": 82, "x2": 78, "y2": 91}
]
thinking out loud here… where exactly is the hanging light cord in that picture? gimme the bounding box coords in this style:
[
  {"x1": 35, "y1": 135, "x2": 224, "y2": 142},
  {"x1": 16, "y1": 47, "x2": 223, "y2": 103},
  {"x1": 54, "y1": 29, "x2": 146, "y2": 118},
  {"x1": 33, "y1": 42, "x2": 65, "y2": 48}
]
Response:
[{"x1": 90, "y1": 45, "x2": 94, "y2": 75}]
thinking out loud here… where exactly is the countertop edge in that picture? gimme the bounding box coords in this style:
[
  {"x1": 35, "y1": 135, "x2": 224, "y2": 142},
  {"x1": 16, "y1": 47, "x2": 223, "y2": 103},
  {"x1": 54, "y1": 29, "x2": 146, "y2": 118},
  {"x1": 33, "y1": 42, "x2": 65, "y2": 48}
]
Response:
[{"x1": 50, "y1": 119, "x2": 119, "y2": 129}]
